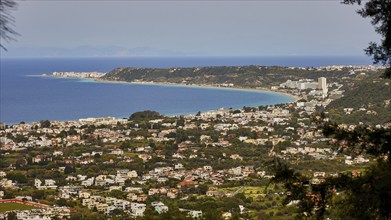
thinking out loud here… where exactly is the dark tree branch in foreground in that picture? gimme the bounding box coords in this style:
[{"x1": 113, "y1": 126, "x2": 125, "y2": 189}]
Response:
[
  {"x1": 0, "y1": 0, "x2": 19, "y2": 51},
  {"x1": 343, "y1": 0, "x2": 391, "y2": 77}
]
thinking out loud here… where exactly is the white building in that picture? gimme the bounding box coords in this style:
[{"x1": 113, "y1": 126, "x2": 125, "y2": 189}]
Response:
[
  {"x1": 151, "y1": 201, "x2": 169, "y2": 214},
  {"x1": 131, "y1": 203, "x2": 146, "y2": 217},
  {"x1": 318, "y1": 77, "x2": 327, "y2": 90},
  {"x1": 188, "y1": 210, "x2": 203, "y2": 219},
  {"x1": 34, "y1": 179, "x2": 42, "y2": 189}
]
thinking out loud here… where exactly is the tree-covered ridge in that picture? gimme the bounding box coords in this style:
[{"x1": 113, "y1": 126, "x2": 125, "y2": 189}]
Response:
[
  {"x1": 103, "y1": 66, "x2": 364, "y2": 88},
  {"x1": 326, "y1": 73, "x2": 391, "y2": 124}
]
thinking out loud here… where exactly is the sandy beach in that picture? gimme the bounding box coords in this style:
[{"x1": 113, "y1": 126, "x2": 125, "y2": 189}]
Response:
[{"x1": 92, "y1": 78, "x2": 300, "y2": 102}]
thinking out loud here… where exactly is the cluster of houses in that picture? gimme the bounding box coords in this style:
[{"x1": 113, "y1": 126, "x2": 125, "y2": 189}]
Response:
[{"x1": 0, "y1": 201, "x2": 70, "y2": 220}]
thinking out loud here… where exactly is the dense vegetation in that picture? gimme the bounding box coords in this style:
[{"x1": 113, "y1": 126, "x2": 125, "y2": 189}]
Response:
[
  {"x1": 326, "y1": 73, "x2": 391, "y2": 124},
  {"x1": 0, "y1": 203, "x2": 36, "y2": 213},
  {"x1": 269, "y1": 123, "x2": 391, "y2": 219},
  {"x1": 129, "y1": 110, "x2": 161, "y2": 121}
]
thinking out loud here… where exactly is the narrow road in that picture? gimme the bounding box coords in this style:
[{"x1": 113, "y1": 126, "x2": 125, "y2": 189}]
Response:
[{"x1": 233, "y1": 186, "x2": 244, "y2": 196}]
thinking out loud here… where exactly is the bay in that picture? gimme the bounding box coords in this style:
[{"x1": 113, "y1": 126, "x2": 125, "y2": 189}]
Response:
[{"x1": 0, "y1": 56, "x2": 372, "y2": 124}]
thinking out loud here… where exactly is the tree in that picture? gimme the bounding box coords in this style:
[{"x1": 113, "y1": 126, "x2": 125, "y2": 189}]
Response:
[
  {"x1": 129, "y1": 110, "x2": 161, "y2": 121},
  {"x1": 6, "y1": 171, "x2": 28, "y2": 183},
  {"x1": 268, "y1": 124, "x2": 391, "y2": 219},
  {"x1": 7, "y1": 212, "x2": 17, "y2": 220},
  {"x1": 197, "y1": 184, "x2": 208, "y2": 195},
  {"x1": 64, "y1": 165, "x2": 76, "y2": 174},
  {"x1": 343, "y1": 0, "x2": 391, "y2": 77},
  {"x1": 109, "y1": 189, "x2": 125, "y2": 199},
  {"x1": 32, "y1": 190, "x2": 46, "y2": 200},
  {"x1": 40, "y1": 120, "x2": 51, "y2": 128},
  {"x1": 266, "y1": 2, "x2": 391, "y2": 217},
  {"x1": 0, "y1": 0, "x2": 19, "y2": 50}
]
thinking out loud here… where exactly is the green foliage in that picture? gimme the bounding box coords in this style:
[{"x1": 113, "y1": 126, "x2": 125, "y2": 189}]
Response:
[
  {"x1": 326, "y1": 74, "x2": 391, "y2": 124},
  {"x1": 343, "y1": 0, "x2": 391, "y2": 77},
  {"x1": 64, "y1": 165, "x2": 76, "y2": 174},
  {"x1": 269, "y1": 123, "x2": 391, "y2": 219},
  {"x1": 129, "y1": 110, "x2": 161, "y2": 121},
  {"x1": 6, "y1": 171, "x2": 28, "y2": 183},
  {"x1": 40, "y1": 120, "x2": 51, "y2": 128},
  {"x1": 13, "y1": 135, "x2": 28, "y2": 143},
  {"x1": 108, "y1": 190, "x2": 126, "y2": 199},
  {"x1": 104, "y1": 66, "x2": 356, "y2": 89},
  {"x1": 330, "y1": 161, "x2": 391, "y2": 219},
  {"x1": 0, "y1": 203, "x2": 36, "y2": 213},
  {"x1": 3, "y1": 190, "x2": 15, "y2": 199},
  {"x1": 6, "y1": 212, "x2": 17, "y2": 220},
  {"x1": 32, "y1": 190, "x2": 46, "y2": 200},
  {"x1": 197, "y1": 184, "x2": 209, "y2": 195},
  {"x1": 323, "y1": 122, "x2": 391, "y2": 160},
  {"x1": 202, "y1": 209, "x2": 224, "y2": 220},
  {"x1": 69, "y1": 207, "x2": 107, "y2": 220},
  {"x1": 139, "y1": 203, "x2": 190, "y2": 220}
]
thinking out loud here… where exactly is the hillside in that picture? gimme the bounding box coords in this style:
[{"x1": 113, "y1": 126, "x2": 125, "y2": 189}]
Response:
[
  {"x1": 326, "y1": 73, "x2": 391, "y2": 125},
  {"x1": 103, "y1": 66, "x2": 358, "y2": 88}
]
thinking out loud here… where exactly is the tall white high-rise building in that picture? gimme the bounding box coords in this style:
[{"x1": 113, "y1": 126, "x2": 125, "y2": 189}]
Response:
[
  {"x1": 318, "y1": 77, "x2": 327, "y2": 90},
  {"x1": 318, "y1": 77, "x2": 328, "y2": 96}
]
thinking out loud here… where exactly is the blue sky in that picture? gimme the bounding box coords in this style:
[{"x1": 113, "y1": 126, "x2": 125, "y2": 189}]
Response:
[{"x1": 3, "y1": 0, "x2": 379, "y2": 57}]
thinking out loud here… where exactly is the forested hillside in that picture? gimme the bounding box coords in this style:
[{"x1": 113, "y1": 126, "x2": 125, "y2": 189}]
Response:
[
  {"x1": 326, "y1": 73, "x2": 391, "y2": 124},
  {"x1": 103, "y1": 66, "x2": 356, "y2": 88}
]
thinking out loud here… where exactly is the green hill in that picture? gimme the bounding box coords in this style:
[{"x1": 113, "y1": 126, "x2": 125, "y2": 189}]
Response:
[
  {"x1": 103, "y1": 66, "x2": 356, "y2": 88},
  {"x1": 326, "y1": 73, "x2": 391, "y2": 125}
]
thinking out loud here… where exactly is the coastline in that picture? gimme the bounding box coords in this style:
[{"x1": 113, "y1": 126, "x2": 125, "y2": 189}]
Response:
[
  {"x1": 36, "y1": 74, "x2": 300, "y2": 102},
  {"x1": 92, "y1": 78, "x2": 300, "y2": 102}
]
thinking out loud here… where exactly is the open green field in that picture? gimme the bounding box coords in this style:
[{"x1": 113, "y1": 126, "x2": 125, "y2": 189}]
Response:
[{"x1": 0, "y1": 203, "x2": 37, "y2": 213}]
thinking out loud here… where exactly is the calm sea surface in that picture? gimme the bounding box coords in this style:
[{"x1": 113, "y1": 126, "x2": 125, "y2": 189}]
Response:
[{"x1": 0, "y1": 56, "x2": 372, "y2": 124}]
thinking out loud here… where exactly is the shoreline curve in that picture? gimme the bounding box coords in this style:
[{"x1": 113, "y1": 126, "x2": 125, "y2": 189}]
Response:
[{"x1": 91, "y1": 78, "x2": 300, "y2": 102}]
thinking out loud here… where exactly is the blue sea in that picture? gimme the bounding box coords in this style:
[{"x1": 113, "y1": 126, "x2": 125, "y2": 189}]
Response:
[{"x1": 0, "y1": 56, "x2": 373, "y2": 125}]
